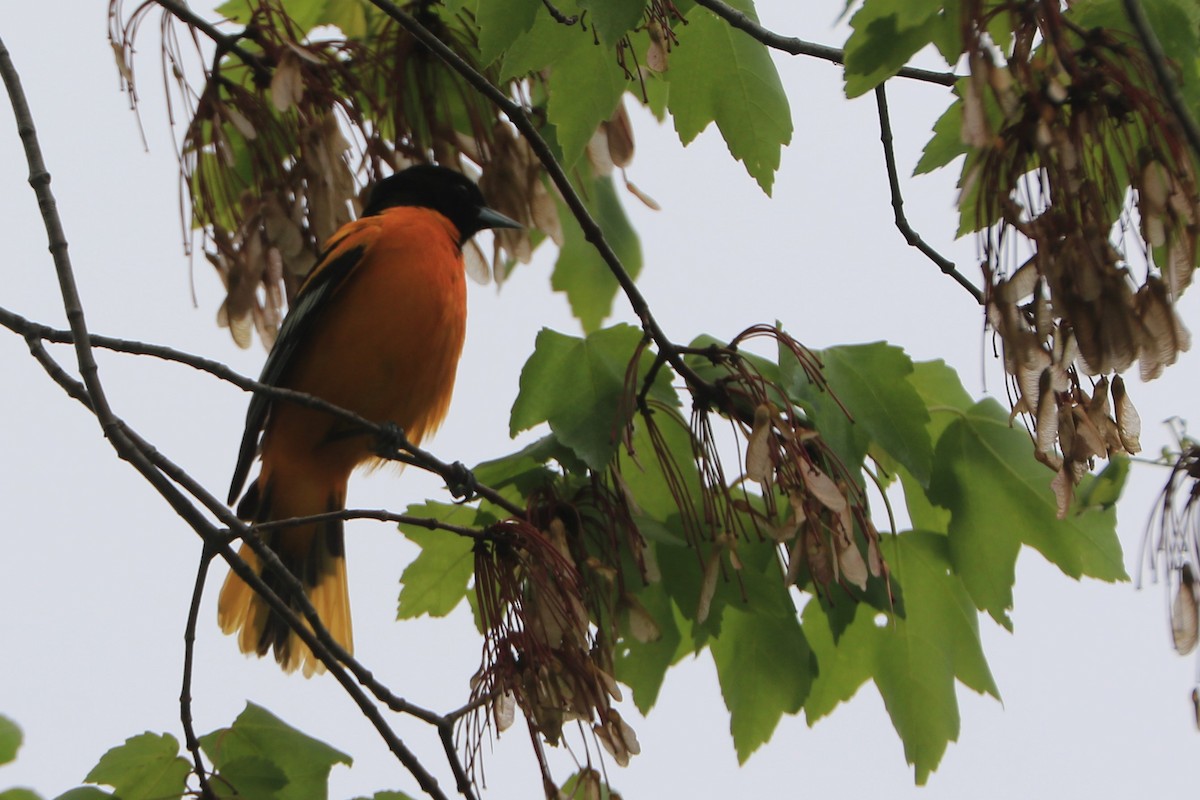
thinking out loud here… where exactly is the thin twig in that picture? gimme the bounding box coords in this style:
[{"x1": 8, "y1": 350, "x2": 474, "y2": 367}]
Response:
[
  {"x1": 24, "y1": 306, "x2": 460, "y2": 800},
  {"x1": 874, "y1": 83, "x2": 983, "y2": 304},
  {"x1": 181, "y1": 547, "x2": 218, "y2": 800},
  {"x1": 1122, "y1": 0, "x2": 1200, "y2": 166},
  {"x1": 540, "y1": 0, "x2": 578, "y2": 26},
  {"x1": 248, "y1": 508, "x2": 495, "y2": 540},
  {"x1": 0, "y1": 34, "x2": 118, "y2": 439},
  {"x1": 153, "y1": 0, "x2": 270, "y2": 80},
  {"x1": 690, "y1": 0, "x2": 958, "y2": 86},
  {"x1": 0, "y1": 305, "x2": 525, "y2": 518},
  {"x1": 2, "y1": 39, "x2": 460, "y2": 798},
  {"x1": 365, "y1": 0, "x2": 720, "y2": 409}
]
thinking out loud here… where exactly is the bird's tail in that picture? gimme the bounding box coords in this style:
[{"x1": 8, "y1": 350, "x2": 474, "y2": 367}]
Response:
[{"x1": 217, "y1": 477, "x2": 353, "y2": 677}]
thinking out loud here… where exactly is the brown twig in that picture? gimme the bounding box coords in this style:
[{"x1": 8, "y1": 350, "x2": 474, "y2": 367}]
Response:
[
  {"x1": 365, "y1": 0, "x2": 720, "y2": 410},
  {"x1": 690, "y1": 0, "x2": 958, "y2": 86},
  {"x1": 874, "y1": 83, "x2": 983, "y2": 303},
  {"x1": 181, "y1": 548, "x2": 218, "y2": 800},
  {"x1": 2, "y1": 36, "x2": 465, "y2": 798},
  {"x1": 249, "y1": 508, "x2": 494, "y2": 541},
  {"x1": 0, "y1": 305, "x2": 525, "y2": 518},
  {"x1": 152, "y1": 0, "x2": 270, "y2": 80}
]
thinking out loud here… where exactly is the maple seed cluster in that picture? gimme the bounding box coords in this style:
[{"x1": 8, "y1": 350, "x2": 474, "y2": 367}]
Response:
[{"x1": 962, "y1": 1, "x2": 1196, "y2": 515}]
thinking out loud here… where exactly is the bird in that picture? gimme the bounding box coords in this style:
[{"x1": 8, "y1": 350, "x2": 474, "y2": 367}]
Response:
[{"x1": 217, "y1": 164, "x2": 520, "y2": 676}]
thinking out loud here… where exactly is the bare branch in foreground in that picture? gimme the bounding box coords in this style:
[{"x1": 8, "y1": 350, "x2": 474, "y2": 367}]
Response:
[
  {"x1": 874, "y1": 83, "x2": 983, "y2": 304},
  {"x1": 691, "y1": 0, "x2": 958, "y2": 86}
]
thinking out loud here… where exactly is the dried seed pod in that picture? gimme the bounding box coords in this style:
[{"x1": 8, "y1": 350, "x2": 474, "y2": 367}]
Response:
[{"x1": 1173, "y1": 566, "x2": 1199, "y2": 655}]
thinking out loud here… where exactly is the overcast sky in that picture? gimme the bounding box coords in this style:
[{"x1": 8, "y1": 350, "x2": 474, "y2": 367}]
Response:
[{"x1": 2, "y1": 2, "x2": 1199, "y2": 798}]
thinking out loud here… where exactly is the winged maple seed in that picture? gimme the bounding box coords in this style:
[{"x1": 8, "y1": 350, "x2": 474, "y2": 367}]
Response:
[
  {"x1": 1145, "y1": 442, "x2": 1200, "y2": 672},
  {"x1": 628, "y1": 325, "x2": 888, "y2": 621},
  {"x1": 466, "y1": 486, "x2": 648, "y2": 783},
  {"x1": 962, "y1": 0, "x2": 1196, "y2": 515},
  {"x1": 111, "y1": 0, "x2": 648, "y2": 347}
]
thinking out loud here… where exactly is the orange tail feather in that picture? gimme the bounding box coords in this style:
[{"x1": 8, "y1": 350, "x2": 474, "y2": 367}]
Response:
[{"x1": 217, "y1": 479, "x2": 352, "y2": 677}]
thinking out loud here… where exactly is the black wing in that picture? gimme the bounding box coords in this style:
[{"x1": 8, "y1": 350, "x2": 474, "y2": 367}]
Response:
[{"x1": 226, "y1": 242, "x2": 368, "y2": 505}]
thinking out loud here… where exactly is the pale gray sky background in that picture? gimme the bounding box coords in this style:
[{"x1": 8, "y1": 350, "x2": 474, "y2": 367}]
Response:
[{"x1": 2, "y1": 2, "x2": 1199, "y2": 797}]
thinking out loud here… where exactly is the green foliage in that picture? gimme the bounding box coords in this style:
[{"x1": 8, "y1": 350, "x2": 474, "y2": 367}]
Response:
[
  {"x1": 406, "y1": 323, "x2": 1131, "y2": 780},
  {"x1": 0, "y1": 716, "x2": 19, "y2": 766},
  {"x1": 669, "y1": 0, "x2": 792, "y2": 193},
  {"x1": 510, "y1": 325, "x2": 650, "y2": 470},
  {"x1": 551, "y1": 174, "x2": 643, "y2": 332},
  {"x1": 0, "y1": 790, "x2": 43, "y2": 800},
  {"x1": 546, "y1": 39, "x2": 629, "y2": 169},
  {"x1": 926, "y1": 399, "x2": 1129, "y2": 629},
  {"x1": 816, "y1": 343, "x2": 933, "y2": 486},
  {"x1": 84, "y1": 0, "x2": 1162, "y2": 793},
  {"x1": 843, "y1": 0, "x2": 954, "y2": 97},
  {"x1": 474, "y1": 0, "x2": 541, "y2": 66},
  {"x1": 84, "y1": 733, "x2": 190, "y2": 800},
  {"x1": 397, "y1": 504, "x2": 488, "y2": 619},
  {"x1": 200, "y1": 703, "x2": 351, "y2": 800},
  {"x1": 712, "y1": 605, "x2": 814, "y2": 762},
  {"x1": 52, "y1": 789, "x2": 109, "y2": 800}
]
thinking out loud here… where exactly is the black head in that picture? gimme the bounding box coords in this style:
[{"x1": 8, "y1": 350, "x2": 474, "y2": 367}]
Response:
[{"x1": 361, "y1": 164, "x2": 521, "y2": 244}]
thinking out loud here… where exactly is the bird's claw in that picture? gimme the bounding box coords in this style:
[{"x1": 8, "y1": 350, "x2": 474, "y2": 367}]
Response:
[{"x1": 447, "y1": 461, "x2": 478, "y2": 502}]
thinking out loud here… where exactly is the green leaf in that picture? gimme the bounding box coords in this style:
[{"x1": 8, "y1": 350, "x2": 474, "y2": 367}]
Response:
[
  {"x1": 52, "y1": 790, "x2": 110, "y2": 800},
  {"x1": 710, "y1": 605, "x2": 814, "y2": 762},
  {"x1": 215, "y1": 757, "x2": 288, "y2": 800},
  {"x1": 499, "y1": 8, "x2": 590, "y2": 80},
  {"x1": 397, "y1": 505, "x2": 481, "y2": 619},
  {"x1": 217, "y1": 0, "x2": 326, "y2": 30},
  {"x1": 559, "y1": 771, "x2": 616, "y2": 799},
  {"x1": 615, "y1": 581, "x2": 687, "y2": 714},
  {"x1": 0, "y1": 715, "x2": 20, "y2": 765},
  {"x1": 576, "y1": 0, "x2": 646, "y2": 44},
  {"x1": 801, "y1": 601, "x2": 878, "y2": 723},
  {"x1": 1076, "y1": 454, "x2": 1130, "y2": 511},
  {"x1": 551, "y1": 174, "x2": 642, "y2": 332},
  {"x1": 2, "y1": 791, "x2": 43, "y2": 800},
  {"x1": 350, "y1": 793, "x2": 418, "y2": 800},
  {"x1": 820, "y1": 343, "x2": 933, "y2": 486},
  {"x1": 475, "y1": 0, "x2": 542, "y2": 65},
  {"x1": 548, "y1": 42, "x2": 628, "y2": 169},
  {"x1": 471, "y1": 435, "x2": 579, "y2": 503},
  {"x1": 84, "y1": 733, "x2": 190, "y2": 800},
  {"x1": 914, "y1": 96, "x2": 966, "y2": 176},
  {"x1": 618, "y1": 406, "x2": 696, "y2": 530},
  {"x1": 1070, "y1": 0, "x2": 1200, "y2": 108},
  {"x1": 200, "y1": 703, "x2": 350, "y2": 800},
  {"x1": 510, "y1": 325, "x2": 644, "y2": 470},
  {"x1": 873, "y1": 532, "x2": 998, "y2": 784},
  {"x1": 927, "y1": 399, "x2": 1129, "y2": 628},
  {"x1": 897, "y1": 359, "x2": 976, "y2": 531},
  {"x1": 898, "y1": 465, "x2": 950, "y2": 533},
  {"x1": 668, "y1": 0, "x2": 792, "y2": 193},
  {"x1": 843, "y1": 0, "x2": 943, "y2": 97}
]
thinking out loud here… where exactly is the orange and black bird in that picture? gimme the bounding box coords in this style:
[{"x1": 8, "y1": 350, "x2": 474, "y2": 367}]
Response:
[{"x1": 218, "y1": 164, "x2": 520, "y2": 676}]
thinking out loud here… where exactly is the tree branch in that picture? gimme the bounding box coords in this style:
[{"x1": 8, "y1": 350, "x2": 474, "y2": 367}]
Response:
[
  {"x1": 181, "y1": 548, "x2": 218, "y2": 800},
  {"x1": 1121, "y1": 0, "x2": 1200, "y2": 166},
  {"x1": 690, "y1": 0, "x2": 958, "y2": 86},
  {"x1": 0, "y1": 305, "x2": 525, "y2": 518},
  {"x1": 152, "y1": 0, "x2": 270, "y2": 80},
  {"x1": 874, "y1": 83, "x2": 982, "y2": 304},
  {"x1": 364, "y1": 0, "x2": 721, "y2": 409},
  {"x1": 2, "y1": 37, "x2": 469, "y2": 798}
]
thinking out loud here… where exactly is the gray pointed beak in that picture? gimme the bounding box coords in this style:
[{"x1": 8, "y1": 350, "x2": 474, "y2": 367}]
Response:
[{"x1": 476, "y1": 206, "x2": 522, "y2": 231}]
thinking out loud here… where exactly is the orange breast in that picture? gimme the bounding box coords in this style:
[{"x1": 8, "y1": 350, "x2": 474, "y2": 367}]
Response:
[{"x1": 259, "y1": 207, "x2": 468, "y2": 487}]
